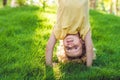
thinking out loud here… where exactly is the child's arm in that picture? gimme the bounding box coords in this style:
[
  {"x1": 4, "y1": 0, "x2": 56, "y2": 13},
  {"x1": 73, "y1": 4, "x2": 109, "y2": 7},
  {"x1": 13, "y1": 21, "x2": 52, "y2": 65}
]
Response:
[
  {"x1": 46, "y1": 31, "x2": 57, "y2": 66},
  {"x1": 85, "y1": 30, "x2": 93, "y2": 67}
]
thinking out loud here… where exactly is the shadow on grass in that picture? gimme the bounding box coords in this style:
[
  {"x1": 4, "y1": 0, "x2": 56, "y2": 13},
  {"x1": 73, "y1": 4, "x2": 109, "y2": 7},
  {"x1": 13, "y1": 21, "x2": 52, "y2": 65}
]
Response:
[
  {"x1": 45, "y1": 66, "x2": 55, "y2": 80},
  {"x1": 58, "y1": 63, "x2": 89, "y2": 80},
  {"x1": 58, "y1": 62, "x2": 120, "y2": 80}
]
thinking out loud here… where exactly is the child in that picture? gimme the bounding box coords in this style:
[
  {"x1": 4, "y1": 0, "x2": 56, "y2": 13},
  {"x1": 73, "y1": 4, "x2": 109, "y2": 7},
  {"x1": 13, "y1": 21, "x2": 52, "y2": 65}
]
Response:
[{"x1": 46, "y1": 0, "x2": 94, "y2": 67}]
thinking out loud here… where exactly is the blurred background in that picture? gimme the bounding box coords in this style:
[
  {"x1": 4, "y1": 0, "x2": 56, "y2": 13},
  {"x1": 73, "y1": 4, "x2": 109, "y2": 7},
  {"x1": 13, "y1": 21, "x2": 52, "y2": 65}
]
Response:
[{"x1": 0, "y1": 0, "x2": 120, "y2": 16}]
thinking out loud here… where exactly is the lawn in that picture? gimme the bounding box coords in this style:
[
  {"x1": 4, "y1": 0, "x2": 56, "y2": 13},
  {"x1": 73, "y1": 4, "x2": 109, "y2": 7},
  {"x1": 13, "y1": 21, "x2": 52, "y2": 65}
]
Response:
[{"x1": 0, "y1": 5, "x2": 120, "y2": 80}]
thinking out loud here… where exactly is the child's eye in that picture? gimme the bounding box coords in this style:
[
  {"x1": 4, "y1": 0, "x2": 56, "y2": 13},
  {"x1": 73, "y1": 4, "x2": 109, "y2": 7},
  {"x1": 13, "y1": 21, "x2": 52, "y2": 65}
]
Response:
[
  {"x1": 66, "y1": 47, "x2": 70, "y2": 50},
  {"x1": 74, "y1": 46, "x2": 78, "y2": 49},
  {"x1": 66, "y1": 47, "x2": 71, "y2": 50}
]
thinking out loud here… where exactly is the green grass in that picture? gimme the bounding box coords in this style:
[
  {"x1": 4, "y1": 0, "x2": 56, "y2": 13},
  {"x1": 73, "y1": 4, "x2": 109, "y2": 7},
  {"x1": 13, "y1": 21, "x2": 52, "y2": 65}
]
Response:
[{"x1": 0, "y1": 5, "x2": 120, "y2": 80}]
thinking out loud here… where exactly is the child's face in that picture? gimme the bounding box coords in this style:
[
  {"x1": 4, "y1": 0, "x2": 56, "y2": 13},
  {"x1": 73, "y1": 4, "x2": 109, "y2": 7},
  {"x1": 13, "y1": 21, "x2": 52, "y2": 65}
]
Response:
[{"x1": 63, "y1": 34, "x2": 82, "y2": 57}]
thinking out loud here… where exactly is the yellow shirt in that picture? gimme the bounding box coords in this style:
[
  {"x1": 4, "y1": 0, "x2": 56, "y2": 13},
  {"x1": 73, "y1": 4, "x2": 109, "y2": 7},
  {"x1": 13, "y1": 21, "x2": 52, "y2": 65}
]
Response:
[{"x1": 53, "y1": 0, "x2": 90, "y2": 40}]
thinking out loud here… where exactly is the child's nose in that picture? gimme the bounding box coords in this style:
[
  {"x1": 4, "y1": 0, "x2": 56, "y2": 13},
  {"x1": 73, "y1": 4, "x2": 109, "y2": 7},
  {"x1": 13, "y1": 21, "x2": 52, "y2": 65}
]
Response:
[
  {"x1": 67, "y1": 42, "x2": 74, "y2": 48},
  {"x1": 68, "y1": 45, "x2": 73, "y2": 48}
]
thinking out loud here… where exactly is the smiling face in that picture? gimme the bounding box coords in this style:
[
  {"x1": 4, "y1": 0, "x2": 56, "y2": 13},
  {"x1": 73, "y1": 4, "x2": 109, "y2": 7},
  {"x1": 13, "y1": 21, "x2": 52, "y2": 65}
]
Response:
[{"x1": 63, "y1": 34, "x2": 82, "y2": 57}]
